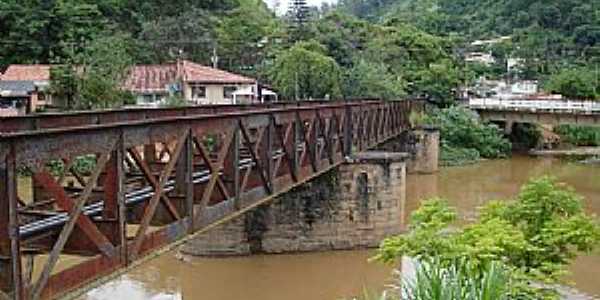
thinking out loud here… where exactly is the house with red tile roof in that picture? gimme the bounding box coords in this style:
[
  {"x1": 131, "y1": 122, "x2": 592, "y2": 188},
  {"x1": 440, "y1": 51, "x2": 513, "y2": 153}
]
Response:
[
  {"x1": 1, "y1": 64, "x2": 51, "y2": 81},
  {"x1": 123, "y1": 60, "x2": 271, "y2": 106},
  {"x1": 0, "y1": 60, "x2": 275, "y2": 114},
  {"x1": 0, "y1": 64, "x2": 52, "y2": 115}
]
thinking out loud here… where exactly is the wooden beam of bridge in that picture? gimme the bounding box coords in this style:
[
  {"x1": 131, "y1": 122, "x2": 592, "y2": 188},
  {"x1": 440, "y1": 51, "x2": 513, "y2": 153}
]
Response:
[{"x1": 0, "y1": 100, "x2": 420, "y2": 299}]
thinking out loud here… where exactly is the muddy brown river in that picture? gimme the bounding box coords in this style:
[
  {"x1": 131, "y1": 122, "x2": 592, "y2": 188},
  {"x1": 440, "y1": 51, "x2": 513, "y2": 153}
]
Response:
[{"x1": 79, "y1": 156, "x2": 600, "y2": 300}]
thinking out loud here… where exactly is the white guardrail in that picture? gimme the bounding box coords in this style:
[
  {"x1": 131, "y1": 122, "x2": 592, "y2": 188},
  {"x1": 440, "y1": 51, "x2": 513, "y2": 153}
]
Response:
[{"x1": 469, "y1": 98, "x2": 600, "y2": 113}]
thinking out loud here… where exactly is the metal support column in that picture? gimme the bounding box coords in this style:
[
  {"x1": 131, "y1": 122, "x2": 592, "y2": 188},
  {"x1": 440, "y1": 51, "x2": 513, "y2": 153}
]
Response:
[
  {"x1": 344, "y1": 104, "x2": 353, "y2": 156},
  {"x1": 0, "y1": 147, "x2": 22, "y2": 300},
  {"x1": 265, "y1": 116, "x2": 273, "y2": 192},
  {"x1": 232, "y1": 124, "x2": 241, "y2": 209},
  {"x1": 184, "y1": 131, "x2": 195, "y2": 231}
]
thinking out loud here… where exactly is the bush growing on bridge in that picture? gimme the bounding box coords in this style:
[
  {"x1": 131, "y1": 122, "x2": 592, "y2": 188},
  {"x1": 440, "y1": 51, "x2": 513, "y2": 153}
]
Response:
[
  {"x1": 374, "y1": 176, "x2": 600, "y2": 299},
  {"x1": 425, "y1": 106, "x2": 511, "y2": 165}
]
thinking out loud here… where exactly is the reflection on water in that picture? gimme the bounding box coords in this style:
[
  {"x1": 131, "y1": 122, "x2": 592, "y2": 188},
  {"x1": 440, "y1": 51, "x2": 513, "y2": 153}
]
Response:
[
  {"x1": 82, "y1": 251, "x2": 392, "y2": 300},
  {"x1": 81, "y1": 156, "x2": 600, "y2": 299}
]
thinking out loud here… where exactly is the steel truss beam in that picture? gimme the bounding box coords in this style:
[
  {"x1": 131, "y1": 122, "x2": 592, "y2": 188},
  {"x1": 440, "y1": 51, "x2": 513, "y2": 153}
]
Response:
[{"x1": 0, "y1": 100, "x2": 422, "y2": 299}]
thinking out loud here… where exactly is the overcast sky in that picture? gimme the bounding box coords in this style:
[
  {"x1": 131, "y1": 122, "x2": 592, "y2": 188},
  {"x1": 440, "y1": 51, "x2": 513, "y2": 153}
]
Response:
[{"x1": 264, "y1": 0, "x2": 338, "y2": 13}]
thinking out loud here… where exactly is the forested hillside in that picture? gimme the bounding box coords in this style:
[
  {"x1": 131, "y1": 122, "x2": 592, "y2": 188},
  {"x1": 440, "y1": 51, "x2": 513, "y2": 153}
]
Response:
[
  {"x1": 339, "y1": 0, "x2": 599, "y2": 78},
  {"x1": 339, "y1": 0, "x2": 599, "y2": 42}
]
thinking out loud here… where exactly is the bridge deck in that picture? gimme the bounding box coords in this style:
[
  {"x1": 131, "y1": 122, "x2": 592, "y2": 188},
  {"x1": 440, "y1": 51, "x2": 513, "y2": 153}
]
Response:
[
  {"x1": 469, "y1": 98, "x2": 600, "y2": 126},
  {"x1": 0, "y1": 100, "x2": 419, "y2": 299}
]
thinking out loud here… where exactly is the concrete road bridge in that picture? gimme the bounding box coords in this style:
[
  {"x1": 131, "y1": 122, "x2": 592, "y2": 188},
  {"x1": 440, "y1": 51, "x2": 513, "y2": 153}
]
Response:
[
  {"x1": 0, "y1": 100, "x2": 423, "y2": 299},
  {"x1": 470, "y1": 98, "x2": 600, "y2": 127}
]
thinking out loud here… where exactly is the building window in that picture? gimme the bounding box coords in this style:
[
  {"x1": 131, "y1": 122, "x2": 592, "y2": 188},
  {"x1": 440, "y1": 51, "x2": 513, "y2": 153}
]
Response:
[
  {"x1": 143, "y1": 95, "x2": 154, "y2": 103},
  {"x1": 191, "y1": 85, "x2": 206, "y2": 100},
  {"x1": 223, "y1": 86, "x2": 237, "y2": 99}
]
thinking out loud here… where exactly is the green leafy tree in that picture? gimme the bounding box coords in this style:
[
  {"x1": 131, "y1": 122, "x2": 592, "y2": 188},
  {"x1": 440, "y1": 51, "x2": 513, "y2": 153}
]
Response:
[
  {"x1": 364, "y1": 24, "x2": 461, "y2": 104},
  {"x1": 545, "y1": 68, "x2": 599, "y2": 100},
  {"x1": 413, "y1": 59, "x2": 461, "y2": 106},
  {"x1": 51, "y1": 33, "x2": 135, "y2": 110},
  {"x1": 217, "y1": 0, "x2": 276, "y2": 75},
  {"x1": 136, "y1": 7, "x2": 218, "y2": 64},
  {"x1": 376, "y1": 177, "x2": 600, "y2": 299},
  {"x1": 343, "y1": 59, "x2": 406, "y2": 100},
  {"x1": 268, "y1": 41, "x2": 342, "y2": 100},
  {"x1": 286, "y1": 0, "x2": 312, "y2": 42},
  {"x1": 313, "y1": 12, "x2": 374, "y2": 68}
]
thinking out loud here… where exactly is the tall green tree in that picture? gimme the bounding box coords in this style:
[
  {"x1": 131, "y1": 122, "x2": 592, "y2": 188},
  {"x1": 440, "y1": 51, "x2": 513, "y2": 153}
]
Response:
[
  {"x1": 136, "y1": 7, "x2": 218, "y2": 64},
  {"x1": 364, "y1": 24, "x2": 461, "y2": 104},
  {"x1": 343, "y1": 59, "x2": 406, "y2": 100},
  {"x1": 268, "y1": 41, "x2": 342, "y2": 100},
  {"x1": 286, "y1": 0, "x2": 312, "y2": 42},
  {"x1": 217, "y1": 0, "x2": 276, "y2": 75},
  {"x1": 51, "y1": 33, "x2": 135, "y2": 110},
  {"x1": 313, "y1": 12, "x2": 373, "y2": 68},
  {"x1": 545, "y1": 67, "x2": 599, "y2": 100}
]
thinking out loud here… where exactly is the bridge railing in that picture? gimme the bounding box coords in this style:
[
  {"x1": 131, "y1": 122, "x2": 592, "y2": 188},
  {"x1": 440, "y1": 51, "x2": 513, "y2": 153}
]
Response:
[{"x1": 469, "y1": 98, "x2": 600, "y2": 113}]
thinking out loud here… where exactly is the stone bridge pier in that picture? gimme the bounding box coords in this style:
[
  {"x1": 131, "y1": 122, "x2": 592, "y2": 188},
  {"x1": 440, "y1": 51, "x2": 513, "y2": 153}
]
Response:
[
  {"x1": 181, "y1": 152, "x2": 409, "y2": 256},
  {"x1": 181, "y1": 129, "x2": 440, "y2": 256},
  {"x1": 377, "y1": 127, "x2": 440, "y2": 174}
]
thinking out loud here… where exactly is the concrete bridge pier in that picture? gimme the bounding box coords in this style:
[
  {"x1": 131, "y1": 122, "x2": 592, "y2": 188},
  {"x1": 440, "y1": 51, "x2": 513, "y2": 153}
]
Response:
[
  {"x1": 503, "y1": 120, "x2": 514, "y2": 135},
  {"x1": 180, "y1": 152, "x2": 409, "y2": 256}
]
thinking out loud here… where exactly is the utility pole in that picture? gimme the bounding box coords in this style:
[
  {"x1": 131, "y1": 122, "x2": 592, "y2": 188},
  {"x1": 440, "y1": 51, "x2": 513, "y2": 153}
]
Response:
[
  {"x1": 594, "y1": 62, "x2": 600, "y2": 96},
  {"x1": 211, "y1": 47, "x2": 219, "y2": 69},
  {"x1": 295, "y1": 71, "x2": 299, "y2": 101}
]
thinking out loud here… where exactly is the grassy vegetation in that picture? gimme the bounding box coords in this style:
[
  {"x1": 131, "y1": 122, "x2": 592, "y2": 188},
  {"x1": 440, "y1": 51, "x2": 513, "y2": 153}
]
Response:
[{"x1": 554, "y1": 125, "x2": 600, "y2": 147}]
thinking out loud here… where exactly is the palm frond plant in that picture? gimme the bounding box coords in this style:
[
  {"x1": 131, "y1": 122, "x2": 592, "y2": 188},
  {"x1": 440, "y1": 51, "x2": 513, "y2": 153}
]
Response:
[{"x1": 401, "y1": 258, "x2": 511, "y2": 300}]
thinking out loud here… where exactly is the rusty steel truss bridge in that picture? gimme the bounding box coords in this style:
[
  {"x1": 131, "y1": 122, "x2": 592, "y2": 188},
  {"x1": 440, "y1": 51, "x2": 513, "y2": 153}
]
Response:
[{"x1": 0, "y1": 100, "x2": 421, "y2": 299}]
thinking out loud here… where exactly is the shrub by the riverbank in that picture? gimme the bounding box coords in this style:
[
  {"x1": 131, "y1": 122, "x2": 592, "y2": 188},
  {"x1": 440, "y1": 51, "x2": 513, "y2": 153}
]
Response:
[
  {"x1": 371, "y1": 176, "x2": 600, "y2": 300},
  {"x1": 425, "y1": 107, "x2": 511, "y2": 166}
]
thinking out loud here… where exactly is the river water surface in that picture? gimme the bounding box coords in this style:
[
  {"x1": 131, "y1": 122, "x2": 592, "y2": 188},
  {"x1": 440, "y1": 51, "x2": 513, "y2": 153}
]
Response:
[{"x1": 80, "y1": 156, "x2": 600, "y2": 300}]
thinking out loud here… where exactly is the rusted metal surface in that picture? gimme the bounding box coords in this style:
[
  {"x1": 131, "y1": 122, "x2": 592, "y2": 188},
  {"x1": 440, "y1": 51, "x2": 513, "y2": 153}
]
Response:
[
  {"x1": 0, "y1": 100, "x2": 421, "y2": 299},
  {"x1": 0, "y1": 101, "x2": 335, "y2": 134}
]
